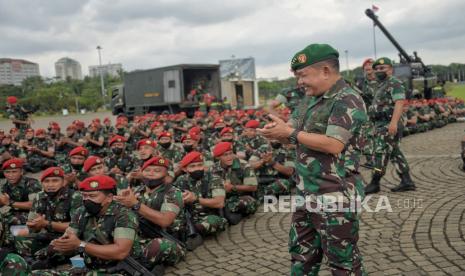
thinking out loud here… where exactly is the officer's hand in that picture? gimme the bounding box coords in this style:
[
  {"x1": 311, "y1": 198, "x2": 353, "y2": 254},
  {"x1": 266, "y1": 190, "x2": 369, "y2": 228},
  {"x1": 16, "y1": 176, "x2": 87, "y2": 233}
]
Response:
[
  {"x1": 110, "y1": 167, "x2": 123, "y2": 175},
  {"x1": 388, "y1": 122, "x2": 398, "y2": 136},
  {"x1": 0, "y1": 193, "x2": 10, "y2": 206},
  {"x1": 224, "y1": 182, "x2": 234, "y2": 193},
  {"x1": 182, "y1": 191, "x2": 197, "y2": 203},
  {"x1": 257, "y1": 114, "x2": 293, "y2": 140},
  {"x1": 28, "y1": 214, "x2": 47, "y2": 230},
  {"x1": 114, "y1": 188, "x2": 138, "y2": 208},
  {"x1": 52, "y1": 229, "x2": 80, "y2": 252}
]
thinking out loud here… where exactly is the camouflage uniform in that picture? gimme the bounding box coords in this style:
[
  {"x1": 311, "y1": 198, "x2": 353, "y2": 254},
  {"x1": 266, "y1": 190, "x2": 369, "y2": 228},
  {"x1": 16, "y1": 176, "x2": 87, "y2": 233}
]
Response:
[
  {"x1": 24, "y1": 138, "x2": 56, "y2": 173},
  {"x1": 0, "y1": 177, "x2": 42, "y2": 247},
  {"x1": 62, "y1": 162, "x2": 87, "y2": 190},
  {"x1": 6, "y1": 105, "x2": 31, "y2": 133},
  {"x1": 368, "y1": 76, "x2": 410, "y2": 176},
  {"x1": 134, "y1": 184, "x2": 185, "y2": 266},
  {"x1": 249, "y1": 144, "x2": 294, "y2": 197},
  {"x1": 14, "y1": 187, "x2": 82, "y2": 257},
  {"x1": 211, "y1": 158, "x2": 259, "y2": 216},
  {"x1": 84, "y1": 131, "x2": 105, "y2": 157},
  {"x1": 237, "y1": 135, "x2": 268, "y2": 160},
  {"x1": 105, "y1": 153, "x2": 135, "y2": 175},
  {"x1": 157, "y1": 144, "x2": 183, "y2": 165},
  {"x1": 289, "y1": 78, "x2": 366, "y2": 275},
  {"x1": 173, "y1": 171, "x2": 227, "y2": 235},
  {"x1": 275, "y1": 87, "x2": 306, "y2": 113},
  {"x1": 360, "y1": 78, "x2": 377, "y2": 160}
]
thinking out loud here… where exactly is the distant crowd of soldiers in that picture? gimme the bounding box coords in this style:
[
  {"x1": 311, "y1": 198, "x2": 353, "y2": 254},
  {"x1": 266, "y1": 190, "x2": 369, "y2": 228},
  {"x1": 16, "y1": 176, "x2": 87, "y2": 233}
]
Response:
[{"x1": 0, "y1": 95, "x2": 296, "y2": 275}]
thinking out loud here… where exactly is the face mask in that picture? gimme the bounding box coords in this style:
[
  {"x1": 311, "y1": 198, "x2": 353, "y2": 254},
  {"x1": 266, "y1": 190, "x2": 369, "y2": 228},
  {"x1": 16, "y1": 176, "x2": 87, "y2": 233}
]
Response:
[
  {"x1": 159, "y1": 142, "x2": 171, "y2": 149},
  {"x1": 83, "y1": 200, "x2": 103, "y2": 216},
  {"x1": 375, "y1": 71, "x2": 387, "y2": 82},
  {"x1": 222, "y1": 138, "x2": 233, "y2": 142},
  {"x1": 144, "y1": 178, "x2": 164, "y2": 189},
  {"x1": 71, "y1": 163, "x2": 83, "y2": 171},
  {"x1": 112, "y1": 148, "x2": 123, "y2": 155},
  {"x1": 50, "y1": 133, "x2": 57, "y2": 139},
  {"x1": 189, "y1": 170, "x2": 204, "y2": 180},
  {"x1": 183, "y1": 145, "x2": 193, "y2": 152},
  {"x1": 45, "y1": 189, "x2": 60, "y2": 198},
  {"x1": 271, "y1": 142, "x2": 282, "y2": 149}
]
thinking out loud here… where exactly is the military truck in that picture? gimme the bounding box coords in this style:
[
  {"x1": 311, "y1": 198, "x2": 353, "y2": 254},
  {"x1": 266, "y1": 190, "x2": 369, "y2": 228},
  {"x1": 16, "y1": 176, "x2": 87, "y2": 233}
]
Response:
[{"x1": 111, "y1": 64, "x2": 221, "y2": 116}]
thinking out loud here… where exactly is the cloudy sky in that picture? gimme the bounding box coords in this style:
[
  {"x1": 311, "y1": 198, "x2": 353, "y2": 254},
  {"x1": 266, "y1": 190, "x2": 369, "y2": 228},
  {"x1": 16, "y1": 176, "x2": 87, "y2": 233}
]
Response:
[{"x1": 1, "y1": 0, "x2": 464, "y2": 79}]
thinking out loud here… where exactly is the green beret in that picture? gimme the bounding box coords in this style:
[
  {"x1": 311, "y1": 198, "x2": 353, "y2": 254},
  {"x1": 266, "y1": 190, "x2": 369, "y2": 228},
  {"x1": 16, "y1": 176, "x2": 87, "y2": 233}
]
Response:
[
  {"x1": 372, "y1": 57, "x2": 393, "y2": 68},
  {"x1": 290, "y1": 44, "x2": 339, "y2": 71}
]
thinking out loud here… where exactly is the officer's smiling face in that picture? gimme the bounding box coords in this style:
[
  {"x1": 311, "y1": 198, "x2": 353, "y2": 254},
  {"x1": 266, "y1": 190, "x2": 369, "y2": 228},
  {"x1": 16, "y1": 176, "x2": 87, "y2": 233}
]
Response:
[
  {"x1": 295, "y1": 65, "x2": 327, "y2": 96},
  {"x1": 374, "y1": 65, "x2": 393, "y2": 77},
  {"x1": 42, "y1": 177, "x2": 65, "y2": 192},
  {"x1": 142, "y1": 165, "x2": 167, "y2": 180}
]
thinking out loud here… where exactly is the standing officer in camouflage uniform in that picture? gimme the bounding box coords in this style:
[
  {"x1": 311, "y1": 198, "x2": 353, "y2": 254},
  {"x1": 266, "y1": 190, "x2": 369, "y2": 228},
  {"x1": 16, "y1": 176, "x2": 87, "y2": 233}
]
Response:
[
  {"x1": 259, "y1": 43, "x2": 367, "y2": 275},
  {"x1": 360, "y1": 58, "x2": 377, "y2": 165},
  {"x1": 211, "y1": 142, "x2": 259, "y2": 225},
  {"x1": 174, "y1": 151, "x2": 227, "y2": 236},
  {"x1": 364, "y1": 57, "x2": 415, "y2": 194},
  {"x1": 0, "y1": 158, "x2": 42, "y2": 248},
  {"x1": 6, "y1": 96, "x2": 32, "y2": 134},
  {"x1": 12, "y1": 167, "x2": 82, "y2": 265},
  {"x1": 115, "y1": 157, "x2": 185, "y2": 268}
]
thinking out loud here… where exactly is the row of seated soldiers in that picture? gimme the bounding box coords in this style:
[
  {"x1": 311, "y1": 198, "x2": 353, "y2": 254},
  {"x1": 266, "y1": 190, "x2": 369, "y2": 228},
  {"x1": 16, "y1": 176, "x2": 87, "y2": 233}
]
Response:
[{"x1": 0, "y1": 108, "x2": 296, "y2": 274}]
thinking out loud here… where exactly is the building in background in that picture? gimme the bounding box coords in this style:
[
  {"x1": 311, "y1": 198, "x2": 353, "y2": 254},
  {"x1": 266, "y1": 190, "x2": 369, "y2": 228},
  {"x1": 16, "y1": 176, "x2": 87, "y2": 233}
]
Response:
[
  {"x1": 89, "y1": 63, "x2": 122, "y2": 78},
  {"x1": 55, "y1": 57, "x2": 82, "y2": 80},
  {"x1": 0, "y1": 58, "x2": 40, "y2": 86},
  {"x1": 219, "y1": 57, "x2": 259, "y2": 108}
]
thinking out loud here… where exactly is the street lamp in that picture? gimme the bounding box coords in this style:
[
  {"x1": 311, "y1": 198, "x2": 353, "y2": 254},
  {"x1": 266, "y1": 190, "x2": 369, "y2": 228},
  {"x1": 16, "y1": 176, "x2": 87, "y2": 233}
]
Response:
[
  {"x1": 96, "y1": 46, "x2": 106, "y2": 105},
  {"x1": 344, "y1": 50, "x2": 350, "y2": 78}
]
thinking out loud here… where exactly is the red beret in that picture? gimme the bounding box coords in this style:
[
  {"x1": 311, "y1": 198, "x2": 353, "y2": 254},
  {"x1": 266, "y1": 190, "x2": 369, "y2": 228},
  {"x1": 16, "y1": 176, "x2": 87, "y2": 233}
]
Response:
[
  {"x1": 137, "y1": 139, "x2": 156, "y2": 149},
  {"x1": 103, "y1": 117, "x2": 111, "y2": 123},
  {"x1": 362, "y1": 58, "x2": 374, "y2": 68},
  {"x1": 181, "y1": 133, "x2": 199, "y2": 142},
  {"x1": 83, "y1": 156, "x2": 104, "y2": 172},
  {"x1": 158, "y1": 131, "x2": 172, "y2": 140},
  {"x1": 69, "y1": 146, "x2": 89, "y2": 157},
  {"x1": 220, "y1": 127, "x2": 234, "y2": 137},
  {"x1": 7, "y1": 96, "x2": 17, "y2": 104},
  {"x1": 150, "y1": 121, "x2": 162, "y2": 129},
  {"x1": 142, "y1": 156, "x2": 170, "y2": 171},
  {"x1": 213, "y1": 118, "x2": 225, "y2": 128},
  {"x1": 213, "y1": 142, "x2": 233, "y2": 157},
  {"x1": 51, "y1": 123, "x2": 61, "y2": 130},
  {"x1": 79, "y1": 175, "x2": 116, "y2": 192},
  {"x1": 73, "y1": 120, "x2": 85, "y2": 128},
  {"x1": 189, "y1": 126, "x2": 201, "y2": 136},
  {"x1": 25, "y1": 128, "x2": 34, "y2": 134},
  {"x1": 245, "y1": 120, "x2": 260, "y2": 129},
  {"x1": 40, "y1": 167, "x2": 64, "y2": 181},
  {"x1": 35, "y1": 128, "x2": 46, "y2": 136},
  {"x1": 108, "y1": 135, "x2": 126, "y2": 146},
  {"x1": 2, "y1": 158, "x2": 23, "y2": 170},
  {"x1": 180, "y1": 151, "x2": 203, "y2": 168}
]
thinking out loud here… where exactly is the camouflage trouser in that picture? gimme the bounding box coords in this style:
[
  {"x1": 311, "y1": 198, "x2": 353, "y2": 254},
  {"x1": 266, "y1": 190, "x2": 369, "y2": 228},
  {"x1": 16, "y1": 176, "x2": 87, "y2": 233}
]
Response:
[
  {"x1": 403, "y1": 125, "x2": 417, "y2": 136},
  {"x1": 373, "y1": 125, "x2": 409, "y2": 176},
  {"x1": 194, "y1": 214, "x2": 227, "y2": 235},
  {"x1": 361, "y1": 121, "x2": 374, "y2": 156},
  {"x1": 416, "y1": 123, "x2": 430, "y2": 133},
  {"x1": 258, "y1": 178, "x2": 291, "y2": 198},
  {"x1": 0, "y1": 253, "x2": 126, "y2": 275},
  {"x1": 141, "y1": 237, "x2": 185, "y2": 266},
  {"x1": 0, "y1": 211, "x2": 29, "y2": 247},
  {"x1": 225, "y1": 195, "x2": 259, "y2": 216},
  {"x1": 289, "y1": 175, "x2": 366, "y2": 276}
]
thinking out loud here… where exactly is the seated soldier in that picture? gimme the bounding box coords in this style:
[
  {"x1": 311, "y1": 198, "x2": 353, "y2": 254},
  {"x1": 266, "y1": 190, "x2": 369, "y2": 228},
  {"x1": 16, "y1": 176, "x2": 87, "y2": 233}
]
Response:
[
  {"x1": 115, "y1": 157, "x2": 185, "y2": 269},
  {"x1": 249, "y1": 142, "x2": 295, "y2": 197},
  {"x1": 82, "y1": 122, "x2": 105, "y2": 157},
  {"x1": 157, "y1": 131, "x2": 183, "y2": 165},
  {"x1": 23, "y1": 128, "x2": 56, "y2": 173},
  {"x1": 83, "y1": 155, "x2": 129, "y2": 193},
  {"x1": 105, "y1": 135, "x2": 134, "y2": 175},
  {"x1": 180, "y1": 133, "x2": 213, "y2": 170},
  {"x1": 175, "y1": 151, "x2": 227, "y2": 239},
  {"x1": 237, "y1": 120, "x2": 267, "y2": 161},
  {"x1": 63, "y1": 146, "x2": 89, "y2": 189},
  {"x1": 0, "y1": 159, "x2": 41, "y2": 250},
  {"x1": 12, "y1": 167, "x2": 82, "y2": 269},
  {"x1": 0, "y1": 175, "x2": 146, "y2": 275},
  {"x1": 211, "y1": 142, "x2": 259, "y2": 225}
]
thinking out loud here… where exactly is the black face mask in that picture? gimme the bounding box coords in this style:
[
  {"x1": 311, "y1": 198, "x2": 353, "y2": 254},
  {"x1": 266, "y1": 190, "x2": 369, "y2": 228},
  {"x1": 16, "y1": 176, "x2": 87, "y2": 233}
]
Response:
[
  {"x1": 83, "y1": 200, "x2": 103, "y2": 216},
  {"x1": 375, "y1": 71, "x2": 387, "y2": 82},
  {"x1": 222, "y1": 138, "x2": 233, "y2": 143},
  {"x1": 183, "y1": 145, "x2": 193, "y2": 152},
  {"x1": 112, "y1": 147, "x2": 123, "y2": 155},
  {"x1": 144, "y1": 178, "x2": 164, "y2": 189},
  {"x1": 50, "y1": 133, "x2": 57, "y2": 139},
  {"x1": 271, "y1": 142, "x2": 282, "y2": 149},
  {"x1": 45, "y1": 190, "x2": 60, "y2": 198},
  {"x1": 71, "y1": 163, "x2": 83, "y2": 171},
  {"x1": 159, "y1": 142, "x2": 171, "y2": 149},
  {"x1": 189, "y1": 170, "x2": 204, "y2": 181}
]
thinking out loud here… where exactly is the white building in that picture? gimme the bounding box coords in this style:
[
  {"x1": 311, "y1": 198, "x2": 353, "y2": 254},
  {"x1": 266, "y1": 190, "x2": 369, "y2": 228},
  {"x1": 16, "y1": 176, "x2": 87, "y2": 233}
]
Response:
[
  {"x1": 0, "y1": 58, "x2": 40, "y2": 86},
  {"x1": 89, "y1": 63, "x2": 122, "y2": 78},
  {"x1": 55, "y1": 57, "x2": 82, "y2": 80}
]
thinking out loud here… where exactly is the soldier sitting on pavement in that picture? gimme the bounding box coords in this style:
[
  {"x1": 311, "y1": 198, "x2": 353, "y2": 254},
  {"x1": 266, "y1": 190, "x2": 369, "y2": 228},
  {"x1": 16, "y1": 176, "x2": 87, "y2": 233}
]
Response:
[
  {"x1": 22, "y1": 129, "x2": 56, "y2": 173},
  {"x1": 105, "y1": 135, "x2": 135, "y2": 175},
  {"x1": 83, "y1": 155, "x2": 129, "y2": 193},
  {"x1": 62, "y1": 146, "x2": 89, "y2": 189}
]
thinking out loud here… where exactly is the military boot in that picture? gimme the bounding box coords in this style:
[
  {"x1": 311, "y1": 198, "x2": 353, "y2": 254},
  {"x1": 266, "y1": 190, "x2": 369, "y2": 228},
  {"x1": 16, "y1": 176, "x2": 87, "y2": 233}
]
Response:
[
  {"x1": 364, "y1": 173, "x2": 382, "y2": 195},
  {"x1": 391, "y1": 172, "x2": 416, "y2": 192}
]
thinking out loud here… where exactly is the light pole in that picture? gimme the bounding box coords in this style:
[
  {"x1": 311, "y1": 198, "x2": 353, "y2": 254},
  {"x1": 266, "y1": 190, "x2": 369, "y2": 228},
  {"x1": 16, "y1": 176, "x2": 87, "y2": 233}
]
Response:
[
  {"x1": 344, "y1": 50, "x2": 350, "y2": 79},
  {"x1": 96, "y1": 46, "x2": 106, "y2": 105}
]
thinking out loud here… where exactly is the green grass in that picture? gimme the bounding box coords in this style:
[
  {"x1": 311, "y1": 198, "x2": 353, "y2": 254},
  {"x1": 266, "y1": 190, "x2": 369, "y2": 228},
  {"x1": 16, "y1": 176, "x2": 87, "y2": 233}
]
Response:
[{"x1": 447, "y1": 83, "x2": 465, "y2": 100}]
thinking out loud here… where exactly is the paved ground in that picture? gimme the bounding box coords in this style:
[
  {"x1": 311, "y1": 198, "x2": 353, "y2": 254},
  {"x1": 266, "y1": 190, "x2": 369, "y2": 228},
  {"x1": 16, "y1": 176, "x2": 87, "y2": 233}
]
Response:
[{"x1": 166, "y1": 122, "x2": 465, "y2": 276}]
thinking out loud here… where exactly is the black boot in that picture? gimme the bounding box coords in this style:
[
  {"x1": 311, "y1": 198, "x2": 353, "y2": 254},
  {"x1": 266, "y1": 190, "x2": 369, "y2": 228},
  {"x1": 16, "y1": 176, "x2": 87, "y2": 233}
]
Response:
[
  {"x1": 365, "y1": 173, "x2": 382, "y2": 194},
  {"x1": 223, "y1": 208, "x2": 243, "y2": 225},
  {"x1": 391, "y1": 172, "x2": 416, "y2": 192}
]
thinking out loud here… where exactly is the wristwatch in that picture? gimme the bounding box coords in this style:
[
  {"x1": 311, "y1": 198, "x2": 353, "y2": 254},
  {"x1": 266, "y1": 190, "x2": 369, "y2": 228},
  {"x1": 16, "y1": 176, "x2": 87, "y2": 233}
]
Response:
[
  {"x1": 78, "y1": 241, "x2": 87, "y2": 254},
  {"x1": 132, "y1": 201, "x2": 142, "y2": 211},
  {"x1": 288, "y1": 129, "x2": 300, "y2": 145}
]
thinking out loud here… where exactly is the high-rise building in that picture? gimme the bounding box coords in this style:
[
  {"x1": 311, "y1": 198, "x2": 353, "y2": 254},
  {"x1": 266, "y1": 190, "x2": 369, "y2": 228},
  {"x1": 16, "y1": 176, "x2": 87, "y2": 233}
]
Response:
[
  {"x1": 55, "y1": 57, "x2": 82, "y2": 80},
  {"x1": 0, "y1": 58, "x2": 40, "y2": 86},
  {"x1": 89, "y1": 63, "x2": 123, "y2": 78}
]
